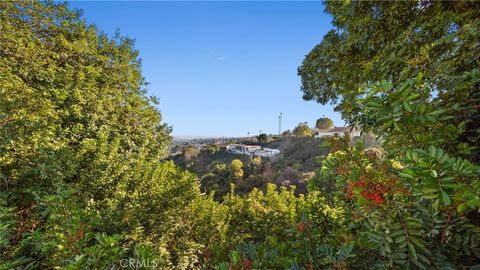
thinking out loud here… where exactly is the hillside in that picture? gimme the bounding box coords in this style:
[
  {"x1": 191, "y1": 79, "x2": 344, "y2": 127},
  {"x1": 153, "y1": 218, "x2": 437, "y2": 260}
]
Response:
[{"x1": 170, "y1": 136, "x2": 330, "y2": 198}]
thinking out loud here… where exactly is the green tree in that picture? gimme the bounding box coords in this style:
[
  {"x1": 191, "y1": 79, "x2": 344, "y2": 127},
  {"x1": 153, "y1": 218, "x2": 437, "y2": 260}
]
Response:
[
  {"x1": 229, "y1": 159, "x2": 244, "y2": 180},
  {"x1": 257, "y1": 133, "x2": 268, "y2": 143},
  {"x1": 183, "y1": 145, "x2": 200, "y2": 161},
  {"x1": 207, "y1": 143, "x2": 221, "y2": 155},
  {"x1": 251, "y1": 156, "x2": 262, "y2": 175},
  {"x1": 0, "y1": 2, "x2": 224, "y2": 268},
  {"x1": 292, "y1": 122, "x2": 313, "y2": 137},
  {"x1": 297, "y1": 1, "x2": 480, "y2": 268},
  {"x1": 298, "y1": 1, "x2": 480, "y2": 132},
  {"x1": 252, "y1": 156, "x2": 262, "y2": 168},
  {"x1": 315, "y1": 117, "x2": 333, "y2": 130}
]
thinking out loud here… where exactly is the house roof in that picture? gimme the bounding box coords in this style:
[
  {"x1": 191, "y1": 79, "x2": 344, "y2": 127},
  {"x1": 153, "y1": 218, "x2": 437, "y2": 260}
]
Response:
[
  {"x1": 316, "y1": 126, "x2": 361, "y2": 133},
  {"x1": 329, "y1": 127, "x2": 350, "y2": 132},
  {"x1": 228, "y1": 144, "x2": 261, "y2": 149}
]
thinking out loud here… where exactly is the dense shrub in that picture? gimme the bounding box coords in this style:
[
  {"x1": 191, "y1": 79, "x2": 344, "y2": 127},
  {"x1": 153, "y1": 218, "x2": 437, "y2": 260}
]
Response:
[
  {"x1": 0, "y1": 2, "x2": 223, "y2": 268},
  {"x1": 294, "y1": 1, "x2": 480, "y2": 267}
]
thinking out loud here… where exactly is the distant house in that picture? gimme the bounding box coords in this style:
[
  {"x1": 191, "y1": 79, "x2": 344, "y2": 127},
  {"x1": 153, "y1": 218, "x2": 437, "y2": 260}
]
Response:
[
  {"x1": 226, "y1": 144, "x2": 261, "y2": 154},
  {"x1": 314, "y1": 126, "x2": 361, "y2": 138},
  {"x1": 226, "y1": 144, "x2": 280, "y2": 158}
]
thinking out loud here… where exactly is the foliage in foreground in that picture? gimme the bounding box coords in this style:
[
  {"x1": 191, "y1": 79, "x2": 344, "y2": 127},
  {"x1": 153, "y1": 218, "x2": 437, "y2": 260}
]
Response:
[
  {"x1": 0, "y1": 1, "x2": 222, "y2": 268},
  {"x1": 219, "y1": 1, "x2": 480, "y2": 269},
  {"x1": 1, "y1": 1, "x2": 480, "y2": 269}
]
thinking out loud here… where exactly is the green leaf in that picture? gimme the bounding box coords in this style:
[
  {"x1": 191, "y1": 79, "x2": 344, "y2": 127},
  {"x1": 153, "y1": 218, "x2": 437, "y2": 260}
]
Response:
[
  {"x1": 433, "y1": 199, "x2": 440, "y2": 211},
  {"x1": 390, "y1": 230, "x2": 404, "y2": 238},
  {"x1": 417, "y1": 72, "x2": 423, "y2": 81},
  {"x1": 399, "y1": 172, "x2": 415, "y2": 180},
  {"x1": 440, "y1": 190, "x2": 451, "y2": 206},
  {"x1": 457, "y1": 203, "x2": 467, "y2": 213},
  {"x1": 421, "y1": 188, "x2": 438, "y2": 194},
  {"x1": 418, "y1": 104, "x2": 427, "y2": 114},
  {"x1": 408, "y1": 242, "x2": 417, "y2": 261},
  {"x1": 403, "y1": 101, "x2": 412, "y2": 112},
  {"x1": 393, "y1": 121, "x2": 402, "y2": 132},
  {"x1": 393, "y1": 252, "x2": 408, "y2": 259},
  {"x1": 405, "y1": 93, "x2": 420, "y2": 102},
  {"x1": 383, "y1": 120, "x2": 394, "y2": 129},
  {"x1": 441, "y1": 183, "x2": 463, "y2": 189},
  {"x1": 395, "y1": 235, "x2": 407, "y2": 244},
  {"x1": 366, "y1": 101, "x2": 380, "y2": 107},
  {"x1": 423, "y1": 194, "x2": 439, "y2": 199},
  {"x1": 427, "y1": 109, "x2": 446, "y2": 116}
]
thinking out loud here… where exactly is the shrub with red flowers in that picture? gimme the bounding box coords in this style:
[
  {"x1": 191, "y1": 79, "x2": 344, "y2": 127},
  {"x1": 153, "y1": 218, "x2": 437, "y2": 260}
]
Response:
[
  {"x1": 323, "y1": 136, "x2": 409, "y2": 208},
  {"x1": 344, "y1": 176, "x2": 407, "y2": 206},
  {"x1": 315, "y1": 74, "x2": 480, "y2": 269}
]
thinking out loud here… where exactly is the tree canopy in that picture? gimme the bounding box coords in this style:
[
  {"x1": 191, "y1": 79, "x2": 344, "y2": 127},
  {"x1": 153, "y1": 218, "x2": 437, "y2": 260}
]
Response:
[
  {"x1": 293, "y1": 122, "x2": 313, "y2": 137},
  {"x1": 230, "y1": 159, "x2": 244, "y2": 180},
  {"x1": 315, "y1": 117, "x2": 334, "y2": 130},
  {"x1": 0, "y1": 2, "x2": 218, "y2": 268},
  {"x1": 256, "y1": 133, "x2": 268, "y2": 143},
  {"x1": 298, "y1": 1, "x2": 480, "y2": 123},
  {"x1": 293, "y1": 1, "x2": 480, "y2": 268}
]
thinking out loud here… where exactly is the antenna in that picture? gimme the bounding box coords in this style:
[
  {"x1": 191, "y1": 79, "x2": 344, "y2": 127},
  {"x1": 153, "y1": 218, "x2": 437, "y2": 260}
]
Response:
[{"x1": 278, "y1": 112, "x2": 282, "y2": 135}]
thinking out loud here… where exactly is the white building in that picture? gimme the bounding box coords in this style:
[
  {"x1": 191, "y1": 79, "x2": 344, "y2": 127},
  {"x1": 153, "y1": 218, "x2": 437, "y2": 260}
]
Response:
[
  {"x1": 314, "y1": 127, "x2": 361, "y2": 138},
  {"x1": 226, "y1": 144, "x2": 280, "y2": 158},
  {"x1": 226, "y1": 144, "x2": 261, "y2": 155}
]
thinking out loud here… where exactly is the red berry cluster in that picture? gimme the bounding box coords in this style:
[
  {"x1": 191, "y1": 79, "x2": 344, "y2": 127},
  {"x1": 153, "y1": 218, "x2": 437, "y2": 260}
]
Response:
[
  {"x1": 345, "y1": 179, "x2": 389, "y2": 206},
  {"x1": 360, "y1": 190, "x2": 385, "y2": 204},
  {"x1": 241, "y1": 258, "x2": 252, "y2": 270},
  {"x1": 295, "y1": 223, "x2": 307, "y2": 232}
]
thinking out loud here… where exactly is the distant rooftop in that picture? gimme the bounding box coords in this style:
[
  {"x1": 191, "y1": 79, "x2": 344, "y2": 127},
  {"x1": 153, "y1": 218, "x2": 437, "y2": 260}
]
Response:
[{"x1": 316, "y1": 126, "x2": 361, "y2": 132}]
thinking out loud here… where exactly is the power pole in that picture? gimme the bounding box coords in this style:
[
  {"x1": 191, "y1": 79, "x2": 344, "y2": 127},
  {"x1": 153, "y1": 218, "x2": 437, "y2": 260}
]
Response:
[{"x1": 278, "y1": 112, "x2": 282, "y2": 135}]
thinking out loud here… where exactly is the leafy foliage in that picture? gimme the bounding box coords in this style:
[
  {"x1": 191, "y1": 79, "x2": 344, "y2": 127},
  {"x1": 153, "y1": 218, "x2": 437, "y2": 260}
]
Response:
[
  {"x1": 294, "y1": 1, "x2": 480, "y2": 269},
  {"x1": 2, "y1": 1, "x2": 480, "y2": 269},
  {"x1": 298, "y1": 1, "x2": 480, "y2": 125},
  {"x1": 256, "y1": 133, "x2": 268, "y2": 143},
  {"x1": 293, "y1": 122, "x2": 313, "y2": 137},
  {"x1": 315, "y1": 117, "x2": 334, "y2": 130},
  {"x1": 230, "y1": 159, "x2": 244, "y2": 180},
  {"x1": 0, "y1": 2, "x2": 222, "y2": 268}
]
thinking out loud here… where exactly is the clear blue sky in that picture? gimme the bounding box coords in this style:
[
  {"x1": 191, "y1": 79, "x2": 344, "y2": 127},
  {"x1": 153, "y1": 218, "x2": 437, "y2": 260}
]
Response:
[{"x1": 69, "y1": 1, "x2": 343, "y2": 137}]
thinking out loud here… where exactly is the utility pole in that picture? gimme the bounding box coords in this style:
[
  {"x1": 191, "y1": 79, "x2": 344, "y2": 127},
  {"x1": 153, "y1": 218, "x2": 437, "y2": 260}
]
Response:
[{"x1": 278, "y1": 112, "x2": 282, "y2": 135}]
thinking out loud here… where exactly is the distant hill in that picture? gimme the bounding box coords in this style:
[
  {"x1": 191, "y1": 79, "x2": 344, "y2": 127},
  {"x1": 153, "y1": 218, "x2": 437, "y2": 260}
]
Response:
[{"x1": 169, "y1": 135, "x2": 331, "y2": 198}]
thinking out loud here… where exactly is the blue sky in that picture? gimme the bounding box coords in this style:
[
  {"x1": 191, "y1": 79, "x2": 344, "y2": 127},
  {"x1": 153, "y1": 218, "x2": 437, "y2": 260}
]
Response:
[{"x1": 69, "y1": 1, "x2": 342, "y2": 137}]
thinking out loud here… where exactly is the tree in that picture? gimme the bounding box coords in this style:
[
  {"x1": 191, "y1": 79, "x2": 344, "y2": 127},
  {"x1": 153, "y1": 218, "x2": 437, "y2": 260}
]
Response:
[
  {"x1": 298, "y1": 1, "x2": 480, "y2": 130},
  {"x1": 315, "y1": 117, "x2": 333, "y2": 130},
  {"x1": 296, "y1": 1, "x2": 480, "y2": 268},
  {"x1": 251, "y1": 156, "x2": 262, "y2": 174},
  {"x1": 183, "y1": 145, "x2": 200, "y2": 161},
  {"x1": 0, "y1": 2, "x2": 224, "y2": 268},
  {"x1": 207, "y1": 143, "x2": 221, "y2": 155},
  {"x1": 292, "y1": 122, "x2": 313, "y2": 137},
  {"x1": 229, "y1": 159, "x2": 244, "y2": 180},
  {"x1": 282, "y1": 130, "x2": 292, "y2": 136},
  {"x1": 257, "y1": 133, "x2": 268, "y2": 143},
  {"x1": 252, "y1": 156, "x2": 262, "y2": 168}
]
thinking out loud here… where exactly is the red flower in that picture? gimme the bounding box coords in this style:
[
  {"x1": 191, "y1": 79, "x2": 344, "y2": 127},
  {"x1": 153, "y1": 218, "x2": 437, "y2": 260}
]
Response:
[
  {"x1": 296, "y1": 223, "x2": 306, "y2": 232},
  {"x1": 241, "y1": 258, "x2": 252, "y2": 270}
]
